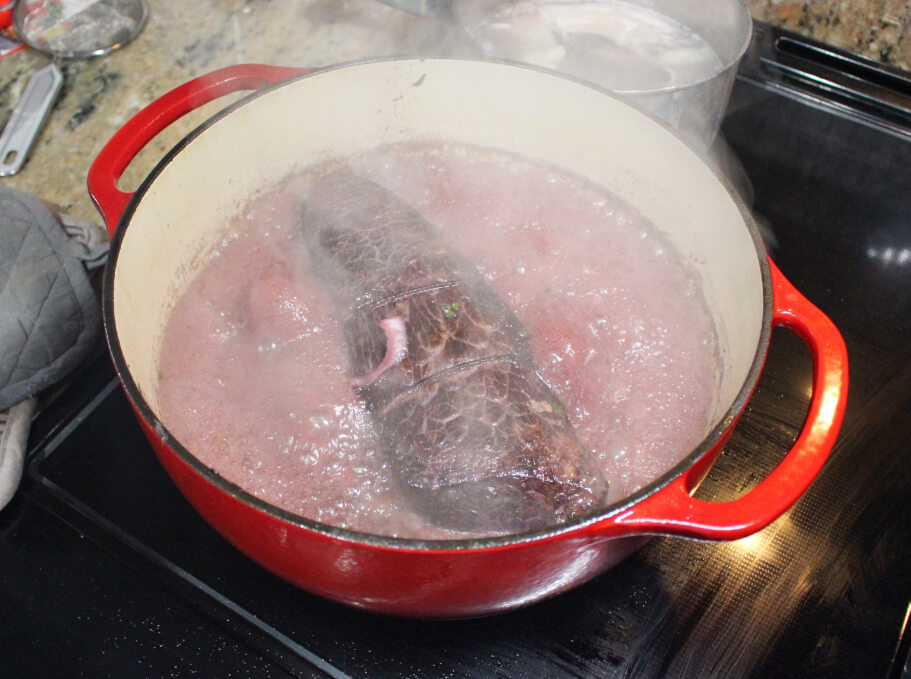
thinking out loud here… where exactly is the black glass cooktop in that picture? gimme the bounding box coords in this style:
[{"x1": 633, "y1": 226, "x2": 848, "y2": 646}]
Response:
[{"x1": 3, "y1": 23, "x2": 910, "y2": 678}]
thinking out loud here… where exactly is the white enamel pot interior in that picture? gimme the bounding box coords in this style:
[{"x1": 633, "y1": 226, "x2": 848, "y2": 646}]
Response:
[{"x1": 113, "y1": 59, "x2": 767, "y2": 434}]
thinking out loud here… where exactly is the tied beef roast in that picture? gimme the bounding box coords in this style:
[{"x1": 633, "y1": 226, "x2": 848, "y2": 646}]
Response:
[{"x1": 299, "y1": 169, "x2": 608, "y2": 533}]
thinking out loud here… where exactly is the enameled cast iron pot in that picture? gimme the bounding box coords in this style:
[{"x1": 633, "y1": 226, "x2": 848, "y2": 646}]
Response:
[{"x1": 89, "y1": 60, "x2": 848, "y2": 618}]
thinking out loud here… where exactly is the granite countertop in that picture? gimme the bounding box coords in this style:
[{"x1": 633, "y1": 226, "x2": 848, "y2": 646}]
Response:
[
  {"x1": 0, "y1": 1, "x2": 460, "y2": 225},
  {"x1": 1, "y1": 0, "x2": 908, "y2": 227},
  {"x1": 746, "y1": 0, "x2": 910, "y2": 71}
]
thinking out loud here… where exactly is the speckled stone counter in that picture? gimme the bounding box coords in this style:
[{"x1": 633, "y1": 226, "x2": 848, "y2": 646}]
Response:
[
  {"x1": 1, "y1": 0, "x2": 908, "y2": 227},
  {"x1": 0, "y1": 1, "x2": 458, "y2": 224},
  {"x1": 746, "y1": 0, "x2": 910, "y2": 71}
]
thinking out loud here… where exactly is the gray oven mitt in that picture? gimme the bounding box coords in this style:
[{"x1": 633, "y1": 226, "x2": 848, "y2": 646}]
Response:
[{"x1": 0, "y1": 186, "x2": 107, "y2": 510}]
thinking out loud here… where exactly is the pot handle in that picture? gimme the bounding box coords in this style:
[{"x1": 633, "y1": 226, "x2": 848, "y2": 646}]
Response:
[
  {"x1": 0, "y1": 2, "x2": 12, "y2": 28},
  {"x1": 88, "y1": 64, "x2": 308, "y2": 235},
  {"x1": 609, "y1": 259, "x2": 848, "y2": 540}
]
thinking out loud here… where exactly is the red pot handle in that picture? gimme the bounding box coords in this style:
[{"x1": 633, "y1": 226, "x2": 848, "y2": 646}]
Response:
[
  {"x1": 0, "y1": 1, "x2": 13, "y2": 28},
  {"x1": 88, "y1": 64, "x2": 308, "y2": 235},
  {"x1": 609, "y1": 259, "x2": 848, "y2": 540}
]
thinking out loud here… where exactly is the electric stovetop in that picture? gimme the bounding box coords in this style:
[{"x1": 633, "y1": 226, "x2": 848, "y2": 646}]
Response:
[{"x1": 2, "y1": 22, "x2": 910, "y2": 678}]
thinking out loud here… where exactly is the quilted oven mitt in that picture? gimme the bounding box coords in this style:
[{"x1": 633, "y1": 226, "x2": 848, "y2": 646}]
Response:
[{"x1": 0, "y1": 186, "x2": 107, "y2": 510}]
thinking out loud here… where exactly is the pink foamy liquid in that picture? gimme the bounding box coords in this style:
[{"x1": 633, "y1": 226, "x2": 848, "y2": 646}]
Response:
[{"x1": 157, "y1": 143, "x2": 719, "y2": 539}]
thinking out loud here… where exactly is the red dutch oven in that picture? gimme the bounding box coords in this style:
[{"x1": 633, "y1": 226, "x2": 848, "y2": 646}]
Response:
[{"x1": 89, "y1": 60, "x2": 848, "y2": 618}]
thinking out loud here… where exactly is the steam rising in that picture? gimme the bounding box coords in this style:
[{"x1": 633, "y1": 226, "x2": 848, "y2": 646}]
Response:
[
  {"x1": 156, "y1": 140, "x2": 722, "y2": 538},
  {"x1": 149, "y1": 1, "x2": 766, "y2": 538}
]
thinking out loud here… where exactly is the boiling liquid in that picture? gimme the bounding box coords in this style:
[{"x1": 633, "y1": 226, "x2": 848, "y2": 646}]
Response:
[{"x1": 157, "y1": 143, "x2": 720, "y2": 539}]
